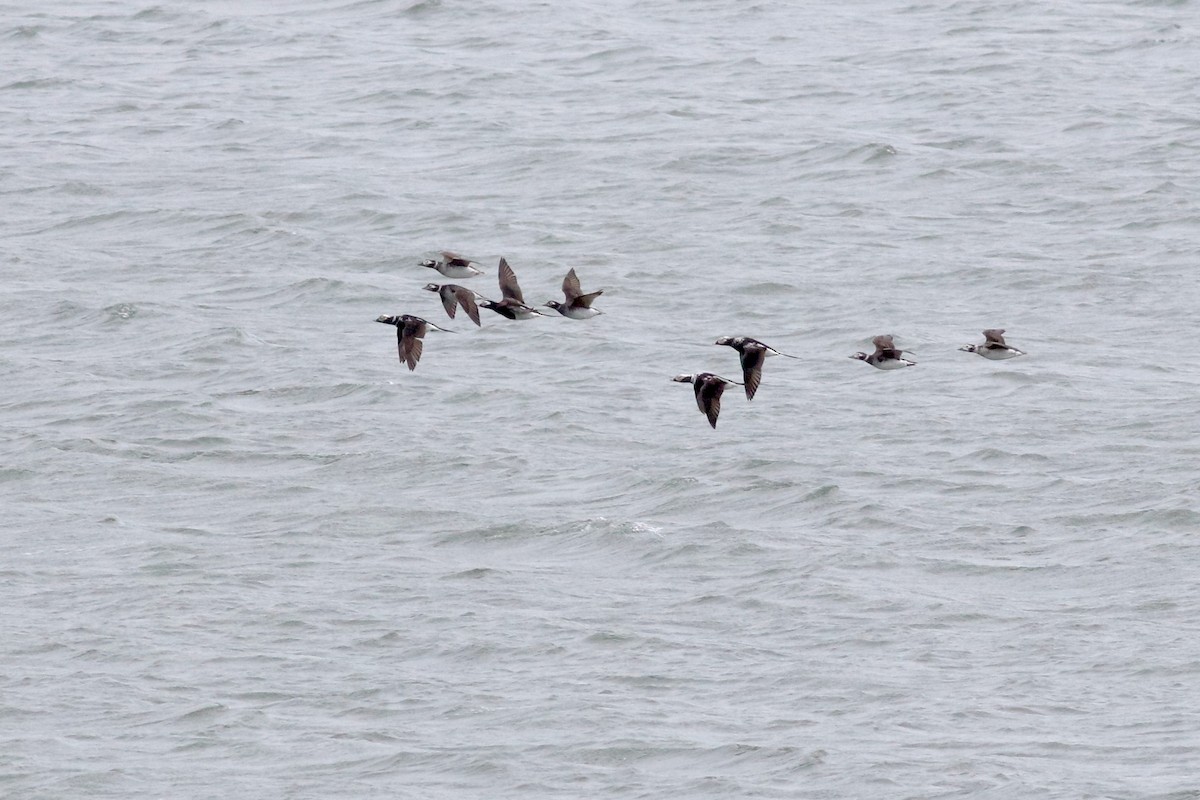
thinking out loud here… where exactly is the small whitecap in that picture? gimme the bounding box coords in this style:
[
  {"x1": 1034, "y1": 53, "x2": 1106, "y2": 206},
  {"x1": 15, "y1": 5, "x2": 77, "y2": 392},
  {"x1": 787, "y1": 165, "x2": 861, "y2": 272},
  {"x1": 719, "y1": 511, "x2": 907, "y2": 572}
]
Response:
[{"x1": 105, "y1": 302, "x2": 137, "y2": 320}]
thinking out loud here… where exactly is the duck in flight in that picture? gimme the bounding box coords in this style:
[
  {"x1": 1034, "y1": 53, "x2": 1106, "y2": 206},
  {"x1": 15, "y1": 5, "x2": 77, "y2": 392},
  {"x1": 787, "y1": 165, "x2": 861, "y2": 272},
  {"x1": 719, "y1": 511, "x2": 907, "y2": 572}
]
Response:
[
  {"x1": 419, "y1": 251, "x2": 484, "y2": 279},
  {"x1": 479, "y1": 258, "x2": 548, "y2": 320},
  {"x1": 850, "y1": 335, "x2": 916, "y2": 369},
  {"x1": 544, "y1": 268, "x2": 603, "y2": 319},
  {"x1": 672, "y1": 372, "x2": 743, "y2": 428},
  {"x1": 959, "y1": 329, "x2": 1025, "y2": 360},
  {"x1": 423, "y1": 283, "x2": 482, "y2": 327},
  {"x1": 375, "y1": 314, "x2": 453, "y2": 371},
  {"x1": 714, "y1": 336, "x2": 799, "y2": 400}
]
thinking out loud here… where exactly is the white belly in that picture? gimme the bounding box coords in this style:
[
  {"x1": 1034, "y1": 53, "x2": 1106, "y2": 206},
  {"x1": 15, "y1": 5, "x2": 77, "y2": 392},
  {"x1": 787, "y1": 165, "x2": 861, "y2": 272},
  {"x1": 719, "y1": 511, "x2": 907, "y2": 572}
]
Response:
[
  {"x1": 874, "y1": 357, "x2": 914, "y2": 370},
  {"x1": 438, "y1": 264, "x2": 480, "y2": 278}
]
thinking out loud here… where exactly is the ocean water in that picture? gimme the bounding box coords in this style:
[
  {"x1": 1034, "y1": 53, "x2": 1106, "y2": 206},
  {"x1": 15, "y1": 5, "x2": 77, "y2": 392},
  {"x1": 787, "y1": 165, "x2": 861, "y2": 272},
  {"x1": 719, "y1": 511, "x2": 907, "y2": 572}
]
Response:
[{"x1": 4, "y1": 0, "x2": 1200, "y2": 797}]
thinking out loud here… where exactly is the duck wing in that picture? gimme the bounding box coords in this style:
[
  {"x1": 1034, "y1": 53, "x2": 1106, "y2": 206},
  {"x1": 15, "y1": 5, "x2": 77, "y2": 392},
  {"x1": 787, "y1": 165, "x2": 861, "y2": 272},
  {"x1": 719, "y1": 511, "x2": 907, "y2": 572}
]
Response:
[
  {"x1": 437, "y1": 286, "x2": 459, "y2": 319},
  {"x1": 454, "y1": 286, "x2": 481, "y2": 326},
  {"x1": 739, "y1": 346, "x2": 767, "y2": 401},
  {"x1": 498, "y1": 258, "x2": 525, "y2": 303},
  {"x1": 571, "y1": 290, "x2": 604, "y2": 310},
  {"x1": 561, "y1": 268, "x2": 582, "y2": 302},
  {"x1": 441, "y1": 251, "x2": 472, "y2": 267},
  {"x1": 696, "y1": 375, "x2": 728, "y2": 428}
]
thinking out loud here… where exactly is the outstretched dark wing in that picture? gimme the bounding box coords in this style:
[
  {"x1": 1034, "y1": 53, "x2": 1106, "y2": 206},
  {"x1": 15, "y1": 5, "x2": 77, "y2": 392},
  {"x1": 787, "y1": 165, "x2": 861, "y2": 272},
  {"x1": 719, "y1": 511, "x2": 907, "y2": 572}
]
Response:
[
  {"x1": 399, "y1": 317, "x2": 428, "y2": 371},
  {"x1": 438, "y1": 286, "x2": 459, "y2": 319},
  {"x1": 498, "y1": 258, "x2": 524, "y2": 303},
  {"x1": 561, "y1": 268, "x2": 582, "y2": 302},
  {"x1": 454, "y1": 287, "x2": 481, "y2": 326},
  {"x1": 571, "y1": 290, "x2": 603, "y2": 310},
  {"x1": 739, "y1": 346, "x2": 768, "y2": 401},
  {"x1": 696, "y1": 375, "x2": 728, "y2": 429},
  {"x1": 872, "y1": 334, "x2": 902, "y2": 359},
  {"x1": 982, "y1": 328, "x2": 1007, "y2": 345}
]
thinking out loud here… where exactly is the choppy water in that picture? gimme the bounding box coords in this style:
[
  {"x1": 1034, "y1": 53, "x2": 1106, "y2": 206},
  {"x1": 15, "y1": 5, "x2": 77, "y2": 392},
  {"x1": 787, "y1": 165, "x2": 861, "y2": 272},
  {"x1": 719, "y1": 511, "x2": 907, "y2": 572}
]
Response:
[{"x1": 4, "y1": 1, "x2": 1200, "y2": 797}]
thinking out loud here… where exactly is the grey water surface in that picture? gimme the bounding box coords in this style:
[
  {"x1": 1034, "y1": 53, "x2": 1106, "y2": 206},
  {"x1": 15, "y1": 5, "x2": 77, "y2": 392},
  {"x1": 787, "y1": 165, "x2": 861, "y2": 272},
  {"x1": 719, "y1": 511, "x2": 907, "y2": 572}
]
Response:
[{"x1": 4, "y1": 1, "x2": 1200, "y2": 797}]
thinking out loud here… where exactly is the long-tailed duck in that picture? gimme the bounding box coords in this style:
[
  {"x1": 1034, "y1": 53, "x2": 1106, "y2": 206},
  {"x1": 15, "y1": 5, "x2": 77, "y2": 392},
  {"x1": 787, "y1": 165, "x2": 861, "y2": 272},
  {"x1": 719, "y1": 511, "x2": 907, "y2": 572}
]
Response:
[
  {"x1": 423, "y1": 283, "x2": 482, "y2": 327},
  {"x1": 544, "y1": 268, "x2": 603, "y2": 319},
  {"x1": 375, "y1": 314, "x2": 452, "y2": 371},
  {"x1": 850, "y1": 335, "x2": 916, "y2": 369},
  {"x1": 419, "y1": 251, "x2": 484, "y2": 279},
  {"x1": 479, "y1": 258, "x2": 548, "y2": 320},
  {"x1": 714, "y1": 336, "x2": 799, "y2": 400},
  {"x1": 672, "y1": 372, "x2": 742, "y2": 428},
  {"x1": 959, "y1": 329, "x2": 1025, "y2": 359}
]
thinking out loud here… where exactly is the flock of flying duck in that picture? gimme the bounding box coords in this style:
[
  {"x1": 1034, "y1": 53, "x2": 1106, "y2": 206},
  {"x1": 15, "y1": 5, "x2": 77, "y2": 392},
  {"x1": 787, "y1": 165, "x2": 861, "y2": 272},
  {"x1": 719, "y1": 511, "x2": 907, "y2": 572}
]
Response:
[
  {"x1": 378, "y1": 251, "x2": 1027, "y2": 428},
  {"x1": 375, "y1": 251, "x2": 603, "y2": 369}
]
